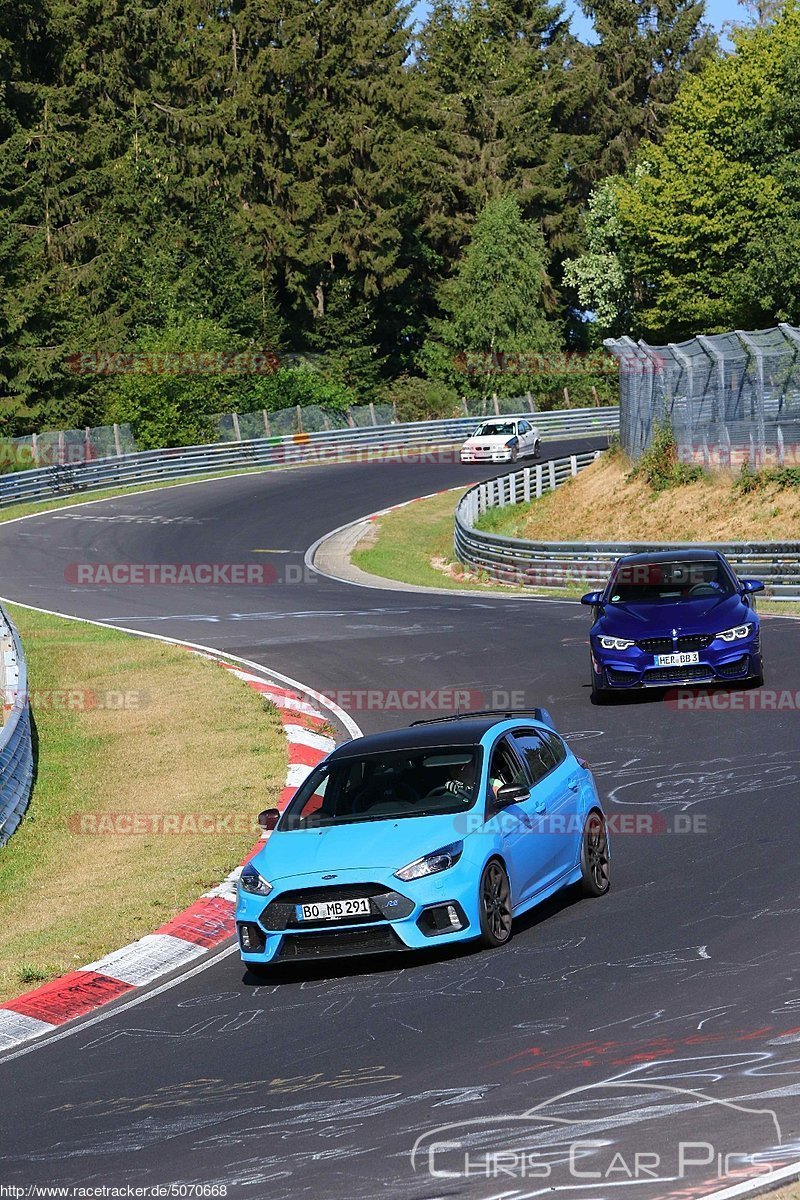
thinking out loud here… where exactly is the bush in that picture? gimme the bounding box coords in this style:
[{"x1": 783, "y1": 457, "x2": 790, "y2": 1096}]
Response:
[
  {"x1": 627, "y1": 420, "x2": 705, "y2": 492},
  {"x1": 733, "y1": 461, "x2": 800, "y2": 495},
  {"x1": 383, "y1": 375, "x2": 460, "y2": 422}
]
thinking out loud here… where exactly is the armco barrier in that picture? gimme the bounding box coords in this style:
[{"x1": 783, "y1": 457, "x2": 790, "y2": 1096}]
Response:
[
  {"x1": 0, "y1": 407, "x2": 618, "y2": 509},
  {"x1": 0, "y1": 607, "x2": 33, "y2": 845},
  {"x1": 454, "y1": 452, "x2": 800, "y2": 600}
]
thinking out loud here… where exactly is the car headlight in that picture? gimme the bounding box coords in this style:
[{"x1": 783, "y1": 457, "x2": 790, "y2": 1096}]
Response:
[
  {"x1": 598, "y1": 636, "x2": 635, "y2": 650},
  {"x1": 715, "y1": 622, "x2": 754, "y2": 642},
  {"x1": 238, "y1": 863, "x2": 273, "y2": 896},
  {"x1": 394, "y1": 841, "x2": 463, "y2": 882}
]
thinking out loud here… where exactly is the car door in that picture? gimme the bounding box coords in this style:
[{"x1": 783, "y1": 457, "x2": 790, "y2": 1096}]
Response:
[
  {"x1": 509, "y1": 730, "x2": 581, "y2": 901},
  {"x1": 518, "y1": 420, "x2": 533, "y2": 454},
  {"x1": 483, "y1": 735, "x2": 536, "y2": 906}
]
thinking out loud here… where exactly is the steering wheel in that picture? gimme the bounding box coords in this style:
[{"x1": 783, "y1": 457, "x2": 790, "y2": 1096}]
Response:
[{"x1": 689, "y1": 583, "x2": 719, "y2": 596}]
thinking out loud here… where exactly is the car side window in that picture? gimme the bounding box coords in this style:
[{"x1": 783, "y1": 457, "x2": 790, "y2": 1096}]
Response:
[
  {"x1": 486, "y1": 737, "x2": 527, "y2": 806},
  {"x1": 541, "y1": 730, "x2": 567, "y2": 766},
  {"x1": 519, "y1": 421, "x2": 530, "y2": 433},
  {"x1": 511, "y1": 732, "x2": 557, "y2": 784}
]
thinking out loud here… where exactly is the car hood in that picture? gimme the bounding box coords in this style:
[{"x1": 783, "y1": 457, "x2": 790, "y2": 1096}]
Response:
[
  {"x1": 251, "y1": 811, "x2": 468, "y2": 881},
  {"x1": 464, "y1": 433, "x2": 516, "y2": 446},
  {"x1": 597, "y1": 594, "x2": 751, "y2": 637}
]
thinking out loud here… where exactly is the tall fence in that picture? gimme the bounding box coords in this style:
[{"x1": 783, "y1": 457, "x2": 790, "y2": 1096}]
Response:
[{"x1": 605, "y1": 324, "x2": 800, "y2": 463}]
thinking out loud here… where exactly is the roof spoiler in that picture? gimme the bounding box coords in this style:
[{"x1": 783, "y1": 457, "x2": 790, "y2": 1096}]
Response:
[{"x1": 410, "y1": 708, "x2": 556, "y2": 730}]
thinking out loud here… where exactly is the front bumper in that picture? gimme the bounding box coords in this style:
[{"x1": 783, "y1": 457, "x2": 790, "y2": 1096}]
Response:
[
  {"x1": 235, "y1": 866, "x2": 480, "y2": 965},
  {"x1": 460, "y1": 448, "x2": 514, "y2": 463},
  {"x1": 593, "y1": 635, "x2": 762, "y2": 689}
]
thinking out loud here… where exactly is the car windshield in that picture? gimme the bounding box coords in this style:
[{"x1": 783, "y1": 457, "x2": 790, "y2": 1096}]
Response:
[
  {"x1": 476, "y1": 422, "x2": 515, "y2": 437},
  {"x1": 279, "y1": 747, "x2": 480, "y2": 828},
  {"x1": 607, "y1": 559, "x2": 735, "y2": 603}
]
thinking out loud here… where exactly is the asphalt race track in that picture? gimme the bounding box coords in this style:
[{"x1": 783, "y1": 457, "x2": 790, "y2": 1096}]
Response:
[{"x1": 0, "y1": 437, "x2": 799, "y2": 1199}]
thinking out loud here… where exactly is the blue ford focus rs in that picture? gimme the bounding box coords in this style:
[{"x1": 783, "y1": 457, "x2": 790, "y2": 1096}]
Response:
[
  {"x1": 582, "y1": 549, "x2": 765, "y2": 703},
  {"x1": 235, "y1": 711, "x2": 609, "y2": 970}
]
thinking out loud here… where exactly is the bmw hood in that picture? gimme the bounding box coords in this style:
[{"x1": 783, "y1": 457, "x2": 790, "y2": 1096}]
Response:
[
  {"x1": 251, "y1": 812, "x2": 468, "y2": 881},
  {"x1": 597, "y1": 594, "x2": 750, "y2": 638}
]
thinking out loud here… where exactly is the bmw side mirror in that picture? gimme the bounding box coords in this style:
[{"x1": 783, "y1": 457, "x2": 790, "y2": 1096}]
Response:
[
  {"x1": 741, "y1": 579, "x2": 765, "y2": 594},
  {"x1": 258, "y1": 808, "x2": 280, "y2": 831},
  {"x1": 581, "y1": 591, "x2": 604, "y2": 607},
  {"x1": 495, "y1": 783, "x2": 529, "y2": 806}
]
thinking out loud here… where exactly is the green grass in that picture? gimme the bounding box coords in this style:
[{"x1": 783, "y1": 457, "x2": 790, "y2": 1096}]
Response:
[{"x1": 0, "y1": 604, "x2": 287, "y2": 1000}]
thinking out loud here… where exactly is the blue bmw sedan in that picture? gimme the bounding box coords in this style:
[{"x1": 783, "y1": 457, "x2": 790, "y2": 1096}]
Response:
[
  {"x1": 236, "y1": 712, "x2": 609, "y2": 971},
  {"x1": 582, "y1": 549, "x2": 765, "y2": 702}
]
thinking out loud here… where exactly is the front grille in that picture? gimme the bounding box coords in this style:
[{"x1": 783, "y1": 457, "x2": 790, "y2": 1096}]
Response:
[
  {"x1": 717, "y1": 655, "x2": 750, "y2": 677},
  {"x1": 260, "y1": 883, "x2": 413, "y2": 931},
  {"x1": 637, "y1": 638, "x2": 672, "y2": 654},
  {"x1": 644, "y1": 665, "x2": 714, "y2": 683},
  {"x1": 276, "y1": 926, "x2": 405, "y2": 961},
  {"x1": 637, "y1": 634, "x2": 714, "y2": 654},
  {"x1": 678, "y1": 634, "x2": 713, "y2": 651}
]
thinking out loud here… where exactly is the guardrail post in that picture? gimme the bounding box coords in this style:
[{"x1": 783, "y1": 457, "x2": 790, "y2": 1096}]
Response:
[
  {"x1": 548, "y1": 460, "x2": 556, "y2": 491},
  {"x1": 232, "y1": 412, "x2": 242, "y2": 442},
  {"x1": 523, "y1": 468, "x2": 531, "y2": 503},
  {"x1": 263, "y1": 410, "x2": 271, "y2": 436},
  {"x1": 296, "y1": 405, "x2": 303, "y2": 433},
  {"x1": 369, "y1": 402, "x2": 377, "y2": 426},
  {"x1": 535, "y1": 463, "x2": 543, "y2": 498},
  {"x1": 112, "y1": 424, "x2": 122, "y2": 457},
  {"x1": 31, "y1": 433, "x2": 39, "y2": 466},
  {"x1": 570, "y1": 454, "x2": 578, "y2": 476}
]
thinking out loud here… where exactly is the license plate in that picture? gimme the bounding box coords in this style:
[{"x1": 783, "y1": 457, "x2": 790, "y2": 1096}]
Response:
[
  {"x1": 297, "y1": 898, "x2": 371, "y2": 921},
  {"x1": 655, "y1": 651, "x2": 699, "y2": 667}
]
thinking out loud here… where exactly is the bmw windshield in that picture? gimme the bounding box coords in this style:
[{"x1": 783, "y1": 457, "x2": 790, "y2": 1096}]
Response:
[
  {"x1": 607, "y1": 559, "x2": 736, "y2": 603},
  {"x1": 475, "y1": 423, "x2": 516, "y2": 437},
  {"x1": 279, "y1": 748, "x2": 481, "y2": 828}
]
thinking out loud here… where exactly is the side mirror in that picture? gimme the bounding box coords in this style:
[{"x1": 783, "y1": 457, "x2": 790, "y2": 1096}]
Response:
[
  {"x1": 581, "y1": 591, "x2": 604, "y2": 607},
  {"x1": 741, "y1": 579, "x2": 765, "y2": 595},
  {"x1": 495, "y1": 783, "x2": 529, "y2": 806},
  {"x1": 258, "y1": 808, "x2": 280, "y2": 831}
]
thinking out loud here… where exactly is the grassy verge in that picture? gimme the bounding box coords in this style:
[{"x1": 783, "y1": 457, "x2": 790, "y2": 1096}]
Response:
[
  {"x1": 0, "y1": 604, "x2": 286, "y2": 1000},
  {"x1": 351, "y1": 487, "x2": 800, "y2": 616}
]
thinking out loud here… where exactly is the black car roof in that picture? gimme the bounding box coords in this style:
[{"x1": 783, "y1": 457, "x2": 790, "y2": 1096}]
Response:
[
  {"x1": 615, "y1": 549, "x2": 727, "y2": 565},
  {"x1": 327, "y1": 716, "x2": 524, "y2": 760}
]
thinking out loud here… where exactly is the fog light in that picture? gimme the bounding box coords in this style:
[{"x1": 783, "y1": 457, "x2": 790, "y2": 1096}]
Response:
[
  {"x1": 237, "y1": 922, "x2": 266, "y2": 954},
  {"x1": 446, "y1": 904, "x2": 462, "y2": 929}
]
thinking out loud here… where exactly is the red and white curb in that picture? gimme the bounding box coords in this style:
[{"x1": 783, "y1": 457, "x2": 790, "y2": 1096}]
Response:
[{"x1": 0, "y1": 659, "x2": 336, "y2": 1052}]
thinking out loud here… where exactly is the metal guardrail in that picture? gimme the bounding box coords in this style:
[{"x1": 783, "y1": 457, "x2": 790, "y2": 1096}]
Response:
[
  {"x1": 0, "y1": 608, "x2": 33, "y2": 845},
  {"x1": 0, "y1": 407, "x2": 619, "y2": 510},
  {"x1": 454, "y1": 452, "x2": 800, "y2": 600}
]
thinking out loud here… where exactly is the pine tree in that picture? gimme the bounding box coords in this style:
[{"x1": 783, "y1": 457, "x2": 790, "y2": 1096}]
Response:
[{"x1": 579, "y1": 0, "x2": 716, "y2": 182}]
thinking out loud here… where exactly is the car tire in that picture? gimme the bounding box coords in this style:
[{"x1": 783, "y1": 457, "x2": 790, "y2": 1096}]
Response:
[
  {"x1": 579, "y1": 811, "x2": 610, "y2": 897},
  {"x1": 477, "y1": 859, "x2": 513, "y2": 948},
  {"x1": 510, "y1": 446, "x2": 519, "y2": 463},
  {"x1": 533, "y1": 441, "x2": 541, "y2": 459}
]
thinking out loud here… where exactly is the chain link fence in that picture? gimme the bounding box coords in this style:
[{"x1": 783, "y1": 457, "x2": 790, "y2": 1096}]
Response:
[{"x1": 605, "y1": 324, "x2": 800, "y2": 464}]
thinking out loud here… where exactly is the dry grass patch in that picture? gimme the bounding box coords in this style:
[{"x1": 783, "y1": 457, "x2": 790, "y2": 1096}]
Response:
[
  {"x1": 477, "y1": 455, "x2": 800, "y2": 543},
  {"x1": 0, "y1": 605, "x2": 286, "y2": 1000}
]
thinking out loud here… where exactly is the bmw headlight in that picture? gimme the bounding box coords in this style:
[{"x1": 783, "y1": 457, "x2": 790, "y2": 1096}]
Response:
[
  {"x1": 598, "y1": 636, "x2": 635, "y2": 650},
  {"x1": 715, "y1": 622, "x2": 754, "y2": 642},
  {"x1": 395, "y1": 841, "x2": 463, "y2": 882},
  {"x1": 238, "y1": 863, "x2": 273, "y2": 897}
]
